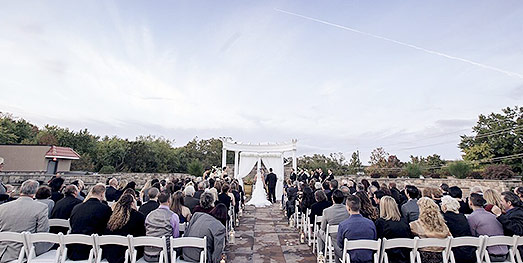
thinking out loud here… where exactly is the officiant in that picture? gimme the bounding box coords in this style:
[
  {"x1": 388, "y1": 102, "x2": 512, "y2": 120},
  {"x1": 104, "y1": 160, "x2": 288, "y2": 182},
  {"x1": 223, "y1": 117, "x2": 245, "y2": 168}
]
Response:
[{"x1": 265, "y1": 168, "x2": 277, "y2": 203}]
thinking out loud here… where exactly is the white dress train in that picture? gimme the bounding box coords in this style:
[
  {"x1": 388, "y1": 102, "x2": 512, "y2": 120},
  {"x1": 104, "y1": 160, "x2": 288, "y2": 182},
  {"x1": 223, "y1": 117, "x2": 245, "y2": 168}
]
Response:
[{"x1": 246, "y1": 173, "x2": 272, "y2": 207}]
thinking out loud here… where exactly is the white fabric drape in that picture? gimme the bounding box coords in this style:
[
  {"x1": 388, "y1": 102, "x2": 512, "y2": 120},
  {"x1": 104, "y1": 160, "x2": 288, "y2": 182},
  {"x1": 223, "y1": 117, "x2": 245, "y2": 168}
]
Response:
[
  {"x1": 237, "y1": 153, "x2": 259, "y2": 188},
  {"x1": 261, "y1": 156, "x2": 284, "y2": 201}
]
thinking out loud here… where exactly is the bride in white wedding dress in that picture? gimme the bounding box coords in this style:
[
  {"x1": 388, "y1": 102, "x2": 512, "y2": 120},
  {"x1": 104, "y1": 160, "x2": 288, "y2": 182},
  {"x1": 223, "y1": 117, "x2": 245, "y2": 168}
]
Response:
[{"x1": 246, "y1": 172, "x2": 272, "y2": 207}]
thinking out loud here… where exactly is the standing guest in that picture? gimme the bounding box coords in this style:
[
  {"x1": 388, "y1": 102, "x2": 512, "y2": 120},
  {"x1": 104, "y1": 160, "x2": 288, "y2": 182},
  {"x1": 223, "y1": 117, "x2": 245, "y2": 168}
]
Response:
[
  {"x1": 467, "y1": 193, "x2": 508, "y2": 262},
  {"x1": 183, "y1": 185, "x2": 199, "y2": 213},
  {"x1": 217, "y1": 184, "x2": 233, "y2": 209},
  {"x1": 0, "y1": 180, "x2": 50, "y2": 263},
  {"x1": 209, "y1": 203, "x2": 228, "y2": 226},
  {"x1": 310, "y1": 190, "x2": 331, "y2": 223},
  {"x1": 300, "y1": 185, "x2": 315, "y2": 213},
  {"x1": 355, "y1": 191, "x2": 378, "y2": 221},
  {"x1": 69, "y1": 184, "x2": 112, "y2": 260},
  {"x1": 144, "y1": 192, "x2": 180, "y2": 262},
  {"x1": 409, "y1": 197, "x2": 451, "y2": 263},
  {"x1": 103, "y1": 194, "x2": 146, "y2": 263},
  {"x1": 193, "y1": 192, "x2": 215, "y2": 215},
  {"x1": 285, "y1": 181, "x2": 298, "y2": 220},
  {"x1": 170, "y1": 191, "x2": 192, "y2": 223},
  {"x1": 401, "y1": 185, "x2": 420, "y2": 223},
  {"x1": 194, "y1": 182, "x2": 205, "y2": 200},
  {"x1": 484, "y1": 189, "x2": 505, "y2": 214},
  {"x1": 106, "y1": 178, "x2": 122, "y2": 202},
  {"x1": 183, "y1": 211, "x2": 226, "y2": 263},
  {"x1": 50, "y1": 185, "x2": 82, "y2": 234},
  {"x1": 230, "y1": 183, "x2": 241, "y2": 216},
  {"x1": 49, "y1": 177, "x2": 65, "y2": 203},
  {"x1": 440, "y1": 196, "x2": 476, "y2": 263},
  {"x1": 375, "y1": 196, "x2": 412, "y2": 263},
  {"x1": 35, "y1": 186, "x2": 55, "y2": 217},
  {"x1": 449, "y1": 186, "x2": 472, "y2": 214},
  {"x1": 492, "y1": 191, "x2": 523, "y2": 258},
  {"x1": 337, "y1": 195, "x2": 377, "y2": 263},
  {"x1": 318, "y1": 190, "x2": 349, "y2": 257},
  {"x1": 139, "y1": 187, "x2": 160, "y2": 218},
  {"x1": 325, "y1": 169, "x2": 334, "y2": 182},
  {"x1": 289, "y1": 168, "x2": 297, "y2": 182}
]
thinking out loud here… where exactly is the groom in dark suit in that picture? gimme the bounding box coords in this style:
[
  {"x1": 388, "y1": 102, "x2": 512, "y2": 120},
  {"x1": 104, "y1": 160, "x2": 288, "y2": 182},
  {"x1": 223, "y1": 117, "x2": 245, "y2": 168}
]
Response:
[{"x1": 265, "y1": 168, "x2": 277, "y2": 203}]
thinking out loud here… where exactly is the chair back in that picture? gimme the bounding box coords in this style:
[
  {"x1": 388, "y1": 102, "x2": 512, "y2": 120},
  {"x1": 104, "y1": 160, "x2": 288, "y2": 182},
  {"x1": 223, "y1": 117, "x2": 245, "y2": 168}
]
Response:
[
  {"x1": 25, "y1": 232, "x2": 63, "y2": 263},
  {"x1": 0, "y1": 232, "x2": 29, "y2": 263},
  {"x1": 61, "y1": 234, "x2": 96, "y2": 263},
  {"x1": 343, "y1": 238, "x2": 381, "y2": 263},
  {"x1": 129, "y1": 236, "x2": 167, "y2": 263},
  {"x1": 448, "y1": 236, "x2": 484, "y2": 263},
  {"x1": 94, "y1": 235, "x2": 131, "y2": 263},
  {"x1": 169, "y1": 236, "x2": 207, "y2": 263},
  {"x1": 482, "y1": 235, "x2": 517, "y2": 263},
  {"x1": 414, "y1": 237, "x2": 451, "y2": 263},
  {"x1": 49, "y1": 219, "x2": 71, "y2": 230},
  {"x1": 380, "y1": 237, "x2": 417, "y2": 263}
]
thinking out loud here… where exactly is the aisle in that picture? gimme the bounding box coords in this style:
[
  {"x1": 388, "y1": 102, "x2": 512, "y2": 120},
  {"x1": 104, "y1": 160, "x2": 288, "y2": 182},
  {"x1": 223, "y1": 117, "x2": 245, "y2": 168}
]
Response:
[{"x1": 226, "y1": 203, "x2": 316, "y2": 263}]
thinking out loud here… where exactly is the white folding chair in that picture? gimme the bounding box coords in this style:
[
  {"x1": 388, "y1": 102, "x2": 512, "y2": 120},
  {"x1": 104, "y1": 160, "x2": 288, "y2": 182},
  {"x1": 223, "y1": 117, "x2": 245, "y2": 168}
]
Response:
[
  {"x1": 0, "y1": 231, "x2": 29, "y2": 263},
  {"x1": 482, "y1": 235, "x2": 517, "y2": 263},
  {"x1": 94, "y1": 235, "x2": 131, "y2": 263},
  {"x1": 413, "y1": 237, "x2": 451, "y2": 263},
  {"x1": 129, "y1": 236, "x2": 167, "y2": 263},
  {"x1": 515, "y1": 236, "x2": 523, "y2": 263},
  {"x1": 294, "y1": 200, "x2": 302, "y2": 229},
  {"x1": 380, "y1": 237, "x2": 417, "y2": 263},
  {"x1": 342, "y1": 238, "x2": 381, "y2": 263},
  {"x1": 26, "y1": 232, "x2": 63, "y2": 263},
  {"x1": 312, "y1": 216, "x2": 323, "y2": 253},
  {"x1": 61, "y1": 234, "x2": 96, "y2": 263},
  {"x1": 447, "y1": 236, "x2": 484, "y2": 263},
  {"x1": 325, "y1": 224, "x2": 339, "y2": 263},
  {"x1": 302, "y1": 209, "x2": 310, "y2": 239},
  {"x1": 49, "y1": 219, "x2": 71, "y2": 234},
  {"x1": 179, "y1": 223, "x2": 187, "y2": 234},
  {"x1": 170, "y1": 236, "x2": 207, "y2": 263}
]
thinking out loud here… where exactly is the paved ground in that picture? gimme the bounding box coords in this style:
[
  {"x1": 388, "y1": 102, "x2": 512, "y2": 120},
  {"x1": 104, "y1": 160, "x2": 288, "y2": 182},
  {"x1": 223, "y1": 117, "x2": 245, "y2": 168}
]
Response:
[{"x1": 225, "y1": 203, "x2": 316, "y2": 263}]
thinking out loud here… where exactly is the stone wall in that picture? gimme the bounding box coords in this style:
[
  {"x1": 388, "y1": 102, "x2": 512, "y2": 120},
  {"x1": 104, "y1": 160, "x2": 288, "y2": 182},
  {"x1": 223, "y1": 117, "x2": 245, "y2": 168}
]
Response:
[{"x1": 339, "y1": 176, "x2": 522, "y2": 196}]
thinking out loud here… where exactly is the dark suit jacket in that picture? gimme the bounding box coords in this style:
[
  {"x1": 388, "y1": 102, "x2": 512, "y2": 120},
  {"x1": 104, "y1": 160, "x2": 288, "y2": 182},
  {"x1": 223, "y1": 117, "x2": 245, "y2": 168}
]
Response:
[
  {"x1": 105, "y1": 186, "x2": 122, "y2": 202},
  {"x1": 443, "y1": 212, "x2": 476, "y2": 263},
  {"x1": 138, "y1": 200, "x2": 159, "y2": 218},
  {"x1": 265, "y1": 173, "x2": 277, "y2": 189},
  {"x1": 310, "y1": 200, "x2": 332, "y2": 223},
  {"x1": 184, "y1": 196, "x2": 200, "y2": 213},
  {"x1": 375, "y1": 218, "x2": 412, "y2": 263},
  {"x1": 50, "y1": 194, "x2": 82, "y2": 234},
  {"x1": 193, "y1": 190, "x2": 204, "y2": 200},
  {"x1": 68, "y1": 198, "x2": 112, "y2": 260}
]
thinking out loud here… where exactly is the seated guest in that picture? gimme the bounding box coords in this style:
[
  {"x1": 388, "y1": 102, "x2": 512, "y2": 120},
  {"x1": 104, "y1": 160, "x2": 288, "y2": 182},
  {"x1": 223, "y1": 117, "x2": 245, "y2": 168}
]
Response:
[
  {"x1": 492, "y1": 191, "x2": 523, "y2": 258},
  {"x1": 141, "y1": 179, "x2": 159, "y2": 203},
  {"x1": 230, "y1": 183, "x2": 241, "y2": 216},
  {"x1": 106, "y1": 178, "x2": 122, "y2": 202},
  {"x1": 183, "y1": 211, "x2": 226, "y2": 263},
  {"x1": 35, "y1": 185, "x2": 55, "y2": 217},
  {"x1": 217, "y1": 184, "x2": 233, "y2": 209},
  {"x1": 139, "y1": 187, "x2": 160, "y2": 218},
  {"x1": 210, "y1": 203, "x2": 228, "y2": 226},
  {"x1": 467, "y1": 193, "x2": 508, "y2": 262},
  {"x1": 170, "y1": 191, "x2": 192, "y2": 223},
  {"x1": 0, "y1": 180, "x2": 50, "y2": 263},
  {"x1": 515, "y1": 187, "x2": 523, "y2": 202},
  {"x1": 337, "y1": 194, "x2": 377, "y2": 263},
  {"x1": 183, "y1": 185, "x2": 199, "y2": 213},
  {"x1": 71, "y1": 180, "x2": 87, "y2": 201},
  {"x1": 103, "y1": 194, "x2": 146, "y2": 263},
  {"x1": 193, "y1": 192, "x2": 215, "y2": 215},
  {"x1": 49, "y1": 177, "x2": 65, "y2": 203},
  {"x1": 440, "y1": 196, "x2": 476, "y2": 263},
  {"x1": 372, "y1": 190, "x2": 386, "y2": 208},
  {"x1": 310, "y1": 190, "x2": 331, "y2": 223},
  {"x1": 355, "y1": 191, "x2": 378, "y2": 221},
  {"x1": 51, "y1": 185, "x2": 82, "y2": 233},
  {"x1": 144, "y1": 192, "x2": 180, "y2": 262},
  {"x1": 69, "y1": 184, "x2": 112, "y2": 260},
  {"x1": 300, "y1": 185, "x2": 315, "y2": 213},
  {"x1": 449, "y1": 186, "x2": 472, "y2": 214},
  {"x1": 318, "y1": 190, "x2": 349, "y2": 257},
  {"x1": 484, "y1": 189, "x2": 505, "y2": 214},
  {"x1": 401, "y1": 185, "x2": 420, "y2": 223},
  {"x1": 194, "y1": 182, "x2": 205, "y2": 200},
  {"x1": 410, "y1": 197, "x2": 451, "y2": 263},
  {"x1": 375, "y1": 196, "x2": 412, "y2": 263}
]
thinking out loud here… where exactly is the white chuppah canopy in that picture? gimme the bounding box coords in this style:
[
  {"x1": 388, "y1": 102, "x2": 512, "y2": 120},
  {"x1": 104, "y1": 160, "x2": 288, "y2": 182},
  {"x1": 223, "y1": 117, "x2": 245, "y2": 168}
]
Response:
[{"x1": 221, "y1": 139, "x2": 297, "y2": 201}]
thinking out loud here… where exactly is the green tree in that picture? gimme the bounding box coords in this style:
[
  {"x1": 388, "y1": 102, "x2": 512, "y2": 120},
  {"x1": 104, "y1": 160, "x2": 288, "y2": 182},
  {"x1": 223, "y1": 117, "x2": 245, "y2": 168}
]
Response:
[
  {"x1": 447, "y1": 161, "x2": 472, "y2": 179},
  {"x1": 348, "y1": 151, "x2": 363, "y2": 174},
  {"x1": 405, "y1": 163, "x2": 422, "y2": 178},
  {"x1": 187, "y1": 159, "x2": 203, "y2": 176}
]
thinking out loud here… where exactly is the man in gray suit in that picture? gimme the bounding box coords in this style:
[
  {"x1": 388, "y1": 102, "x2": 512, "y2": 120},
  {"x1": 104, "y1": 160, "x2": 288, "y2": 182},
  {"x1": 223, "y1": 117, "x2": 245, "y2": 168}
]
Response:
[
  {"x1": 318, "y1": 190, "x2": 349, "y2": 255},
  {"x1": 183, "y1": 193, "x2": 225, "y2": 263},
  {"x1": 401, "y1": 185, "x2": 420, "y2": 223},
  {"x1": 0, "y1": 180, "x2": 50, "y2": 263}
]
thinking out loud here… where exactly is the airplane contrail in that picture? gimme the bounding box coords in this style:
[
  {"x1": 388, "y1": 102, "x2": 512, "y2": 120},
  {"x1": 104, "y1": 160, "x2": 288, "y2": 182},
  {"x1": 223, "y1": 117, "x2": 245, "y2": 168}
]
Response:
[{"x1": 275, "y1": 8, "x2": 523, "y2": 79}]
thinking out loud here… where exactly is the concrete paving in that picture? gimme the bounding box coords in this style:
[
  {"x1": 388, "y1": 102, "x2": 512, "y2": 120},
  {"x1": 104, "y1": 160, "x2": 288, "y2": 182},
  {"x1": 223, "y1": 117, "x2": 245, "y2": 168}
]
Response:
[{"x1": 225, "y1": 203, "x2": 316, "y2": 263}]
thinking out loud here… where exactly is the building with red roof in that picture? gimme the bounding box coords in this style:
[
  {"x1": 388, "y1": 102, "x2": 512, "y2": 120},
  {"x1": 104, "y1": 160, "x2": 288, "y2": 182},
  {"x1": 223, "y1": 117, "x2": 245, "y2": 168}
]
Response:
[{"x1": 0, "y1": 145, "x2": 80, "y2": 173}]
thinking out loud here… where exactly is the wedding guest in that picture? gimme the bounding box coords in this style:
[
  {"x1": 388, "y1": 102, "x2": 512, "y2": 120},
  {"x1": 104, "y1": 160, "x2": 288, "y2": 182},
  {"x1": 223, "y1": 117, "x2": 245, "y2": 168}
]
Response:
[
  {"x1": 492, "y1": 191, "x2": 523, "y2": 258},
  {"x1": 106, "y1": 178, "x2": 122, "y2": 202},
  {"x1": 401, "y1": 185, "x2": 420, "y2": 223},
  {"x1": 183, "y1": 185, "x2": 199, "y2": 213},
  {"x1": 144, "y1": 192, "x2": 180, "y2": 262},
  {"x1": 170, "y1": 191, "x2": 192, "y2": 223},
  {"x1": 449, "y1": 186, "x2": 472, "y2": 214},
  {"x1": 183, "y1": 211, "x2": 225, "y2": 263},
  {"x1": 49, "y1": 177, "x2": 65, "y2": 203},
  {"x1": 210, "y1": 203, "x2": 228, "y2": 226},
  {"x1": 310, "y1": 190, "x2": 331, "y2": 223},
  {"x1": 318, "y1": 190, "x2": 349, "y2": 257},
  {"x1": 355, "y1": 191, "x2": 378, "y2": 221},
  {"x1": 484, "y1": 189, "x2": 505, "y2": 214},
  {"x1": 193, "y1": 192, "x2": 215, "y2": 215},
  {"x1": 440, "y1": 196, "x2": 475, "y2": 263},
  {"x1": 139, "y1": 187, "x2": 160, "y2": 218},
  {"x1": 375, "y1": 196, "x2": 412, "y2": 263},
  {"x1": 35, "y1": 186, "x2": 54, "y2": 217},
  {"x1": 217, "y1": 184, "x2": 233, "y2": 209}
]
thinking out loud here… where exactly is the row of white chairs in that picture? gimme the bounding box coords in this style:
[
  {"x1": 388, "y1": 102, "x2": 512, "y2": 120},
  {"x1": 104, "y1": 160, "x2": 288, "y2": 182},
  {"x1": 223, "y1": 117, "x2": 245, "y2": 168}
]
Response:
[
  {"x1": 0, "y1": 232, "x2": 206, "y2": 263},
  {"x1": 334, "y1": 234, "x2": 523, "y2": 263},
  {"x1": 49, "y1": 219, "x2": 189, "y2": 235}
]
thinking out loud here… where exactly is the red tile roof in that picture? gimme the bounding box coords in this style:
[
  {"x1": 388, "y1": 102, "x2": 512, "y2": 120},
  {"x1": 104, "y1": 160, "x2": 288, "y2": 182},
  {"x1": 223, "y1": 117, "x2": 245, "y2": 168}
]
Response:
[{"x1": 45, "y1": 146, "x2": 81, "y2": 160}]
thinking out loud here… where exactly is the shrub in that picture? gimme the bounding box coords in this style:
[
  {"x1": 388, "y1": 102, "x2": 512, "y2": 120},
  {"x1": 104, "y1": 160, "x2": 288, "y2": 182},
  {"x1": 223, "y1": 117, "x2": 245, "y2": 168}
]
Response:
[
  {"x1": 470, "y1": 171, "x2": 482, "y2": 179},
  {"x1": 387, "y1": 172, "x2": 398, "y2": 178},
  {"x1": 405, "y1": 163, "x2": 422, "y2": 178},
  {"x1": 447, "y1": 161, "x2": 471, "y2": 179},
  {"x1": 187, "y1": 159, "x2": 203, "y2": 177},
  {"x1": 370, "y1": 172, "x2": 382, "y2": 178},
  {"x1": 99, "y1": 165, "x2": 115, "y2": 174},
  {"x1": 482, "y1": 164, "x2": 515, "y2": 180}
]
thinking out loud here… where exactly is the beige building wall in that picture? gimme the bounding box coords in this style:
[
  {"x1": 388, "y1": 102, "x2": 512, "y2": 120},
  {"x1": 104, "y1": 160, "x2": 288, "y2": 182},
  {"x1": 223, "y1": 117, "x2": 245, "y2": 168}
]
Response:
[
  {"x1": 57, "y1": 159, "x2": 72, "y2": 172},
  {"x1": 0, "y1": 145, "x2": 51, "y2": 172}
]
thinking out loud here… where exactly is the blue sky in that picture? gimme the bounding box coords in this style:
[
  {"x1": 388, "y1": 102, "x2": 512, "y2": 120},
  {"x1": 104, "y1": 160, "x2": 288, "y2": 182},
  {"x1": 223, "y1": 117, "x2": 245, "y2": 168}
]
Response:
[{"x1": 1, "y1": 1, "x2": 522, "y2": 163}]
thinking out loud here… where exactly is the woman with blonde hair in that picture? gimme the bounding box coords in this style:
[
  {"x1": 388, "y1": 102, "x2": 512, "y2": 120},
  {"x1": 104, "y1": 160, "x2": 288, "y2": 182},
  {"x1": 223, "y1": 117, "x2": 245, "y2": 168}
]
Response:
[
  {"x1": 484, "y1": 188, "x2": 505, "y2": 214},
  {"x1": 441, "y1": 196, "x2": 475, "y2": 262},
  {"x1": 410, "y1": 197, "x2": 451, "y2": 263},
  {"x1": 375, "y1": 196, "x2": 411, "y2": 263}
]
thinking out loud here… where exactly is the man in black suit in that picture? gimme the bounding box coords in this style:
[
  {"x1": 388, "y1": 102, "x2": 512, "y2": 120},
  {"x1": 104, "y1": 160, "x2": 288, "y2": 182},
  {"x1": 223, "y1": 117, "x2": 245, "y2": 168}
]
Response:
[
  {"x1": 105, "y1": 178, "x2": 122, "y2": 202},
  {"x1": 69, "y1": 184, "x2": 112, "y2": 260},
  {"x1": 138, "y1": 187, "x2": 159, "y2": 218},
  {"x1": 50, "y1": 185, "x2": 82, "y2": 233},
  {"x1": 265, "y1": 168, "x2": 277, "y2": 203}
]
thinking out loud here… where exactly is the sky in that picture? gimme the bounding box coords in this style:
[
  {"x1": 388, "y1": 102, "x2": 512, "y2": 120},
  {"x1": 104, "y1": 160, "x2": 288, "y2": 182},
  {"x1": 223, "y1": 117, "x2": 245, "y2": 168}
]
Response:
[{"x1": 0, "y1": 1, "x2": 522, "y2": 163}]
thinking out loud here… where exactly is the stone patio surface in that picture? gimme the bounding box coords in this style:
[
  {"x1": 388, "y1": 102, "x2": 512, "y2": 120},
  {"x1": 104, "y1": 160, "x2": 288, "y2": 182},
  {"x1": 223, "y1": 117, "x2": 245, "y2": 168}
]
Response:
[{"x1": 225, "y1": 203, "x2": 316, "y2": 263}]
